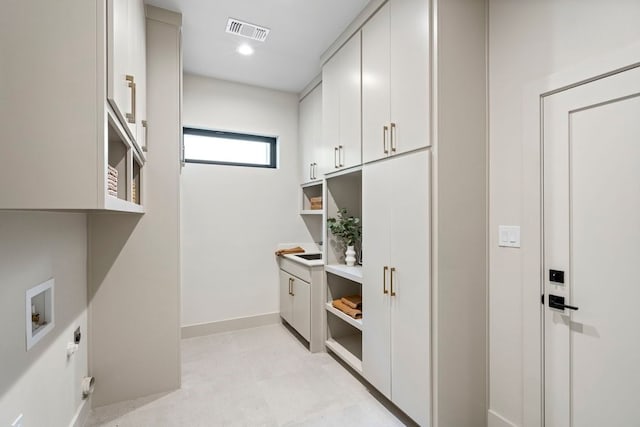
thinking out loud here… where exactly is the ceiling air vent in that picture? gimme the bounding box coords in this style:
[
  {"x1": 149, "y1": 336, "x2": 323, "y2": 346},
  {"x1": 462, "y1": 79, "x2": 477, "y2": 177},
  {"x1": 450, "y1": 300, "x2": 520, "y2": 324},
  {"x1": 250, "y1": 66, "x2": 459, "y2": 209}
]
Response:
[{"x1": 226, "y1": 18, "x2": 270, "y2": 42}]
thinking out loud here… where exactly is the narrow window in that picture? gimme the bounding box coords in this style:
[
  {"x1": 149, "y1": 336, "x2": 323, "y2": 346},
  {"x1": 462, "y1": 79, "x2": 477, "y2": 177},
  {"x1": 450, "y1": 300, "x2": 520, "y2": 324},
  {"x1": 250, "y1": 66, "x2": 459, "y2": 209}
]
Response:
[{"x1": 183, "y1": 127, "x2": 277, "y2": 168}]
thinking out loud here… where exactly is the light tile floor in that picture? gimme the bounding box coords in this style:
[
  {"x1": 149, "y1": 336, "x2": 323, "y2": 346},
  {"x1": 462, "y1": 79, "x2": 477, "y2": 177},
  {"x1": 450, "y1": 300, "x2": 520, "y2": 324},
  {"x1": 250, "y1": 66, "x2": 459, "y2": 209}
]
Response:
[{"x1": 87, "y1": 323, "x2": 411, "y2": 427}]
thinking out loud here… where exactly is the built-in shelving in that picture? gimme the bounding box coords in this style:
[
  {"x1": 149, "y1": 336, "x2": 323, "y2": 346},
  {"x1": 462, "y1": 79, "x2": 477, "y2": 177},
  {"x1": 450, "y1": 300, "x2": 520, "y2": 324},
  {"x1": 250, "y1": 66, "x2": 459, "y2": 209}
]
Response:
[
  {"x1": 325, "y1": 302, "x2": 362, "y2": 330},
  {"x1": 325, "y1": 264, "x2": 363, "y2": 284},
  {"x1": 325, "y1": 336, "x2": 363, "y2": 374},
  {"x1": 300, "y1": 210, "x2": 323, "y2": 215}
]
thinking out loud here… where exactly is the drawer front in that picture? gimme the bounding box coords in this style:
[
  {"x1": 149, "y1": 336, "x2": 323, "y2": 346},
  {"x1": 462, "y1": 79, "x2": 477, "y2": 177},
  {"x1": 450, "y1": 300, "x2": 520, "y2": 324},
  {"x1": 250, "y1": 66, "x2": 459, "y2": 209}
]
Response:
[{"x1": 279, "y1": 258, "x2": 311, "y2": 283}]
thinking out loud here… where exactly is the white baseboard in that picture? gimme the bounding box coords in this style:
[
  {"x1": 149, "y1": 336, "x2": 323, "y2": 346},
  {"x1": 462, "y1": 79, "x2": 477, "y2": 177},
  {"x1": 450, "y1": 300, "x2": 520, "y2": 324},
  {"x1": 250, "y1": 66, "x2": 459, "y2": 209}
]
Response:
[
  {"x1": 488, "y1": 409, "x2": 518, "y2": 427},
  {"x1": 181, "y1": 312, "x2": 280, "y2": 338},
  {"x1": 69, "y1": 395, "x2": 91, "y2": 427}
]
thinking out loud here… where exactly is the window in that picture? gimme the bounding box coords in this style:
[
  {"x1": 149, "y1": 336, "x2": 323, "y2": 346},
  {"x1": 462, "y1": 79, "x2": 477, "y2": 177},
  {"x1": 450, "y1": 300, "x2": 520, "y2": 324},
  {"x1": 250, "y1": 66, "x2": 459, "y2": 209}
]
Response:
[{"x1": 183, "y1": 127, "x2": 277, "y2": 168}]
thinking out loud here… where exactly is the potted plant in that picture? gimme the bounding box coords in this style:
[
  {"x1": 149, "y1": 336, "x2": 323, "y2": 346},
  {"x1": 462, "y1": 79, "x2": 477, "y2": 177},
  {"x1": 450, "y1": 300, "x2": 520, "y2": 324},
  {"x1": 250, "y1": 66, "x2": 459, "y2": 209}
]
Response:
[{"x1": 327, "y1": 208, "x2": 361, "y2": 266}]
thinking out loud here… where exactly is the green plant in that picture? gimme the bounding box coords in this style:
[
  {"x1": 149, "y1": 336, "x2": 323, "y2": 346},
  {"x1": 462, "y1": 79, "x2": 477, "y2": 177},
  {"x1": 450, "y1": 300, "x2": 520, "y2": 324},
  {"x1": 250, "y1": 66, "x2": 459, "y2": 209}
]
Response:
[{"x1": 327, "y1": 208, "x2": 361, "y2": 247}]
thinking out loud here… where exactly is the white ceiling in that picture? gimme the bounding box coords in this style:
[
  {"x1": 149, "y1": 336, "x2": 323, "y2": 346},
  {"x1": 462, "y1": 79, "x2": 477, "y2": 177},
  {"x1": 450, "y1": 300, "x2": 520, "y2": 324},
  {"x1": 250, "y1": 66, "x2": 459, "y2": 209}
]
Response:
[{"x1": 144, "y1": 0, "x2": 371, "y2": 93}]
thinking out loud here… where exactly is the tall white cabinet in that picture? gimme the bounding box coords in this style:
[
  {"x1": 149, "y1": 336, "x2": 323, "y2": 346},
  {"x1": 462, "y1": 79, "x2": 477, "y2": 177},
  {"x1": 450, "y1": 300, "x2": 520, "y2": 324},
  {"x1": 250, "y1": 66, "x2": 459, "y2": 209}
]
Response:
[
  {"x1": 362, "y1": 150, "x2": 430, "y2": 426},
  {"x1": 309, "y1": 1, "x2": 487, "y2": 426},
  {"x1": 362, "y1": 0, "x2": 430, "y2": 163},
  {"x1": 322, "y1": 33, "x2": 362, "y2": 171}
]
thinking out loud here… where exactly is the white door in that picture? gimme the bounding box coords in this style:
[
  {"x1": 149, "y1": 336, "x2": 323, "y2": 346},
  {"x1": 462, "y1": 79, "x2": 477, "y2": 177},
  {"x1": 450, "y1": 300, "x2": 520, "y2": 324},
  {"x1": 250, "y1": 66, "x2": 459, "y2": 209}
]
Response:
[
  {"x1": 389, "y1": 150, "x2": 430, "y2": 427},
  {"x1": 279, "y1": 270, "x2": 293, "y2": 325},
  {"x1": 362, "y1": 158, "x2": 393, "y2": 398},
  {"x1": 337, "y1": 32, "x2": 362, "y2": 170},
  {"x1": 543, "y1": 65, "x2": 640, "y2": 427},
  {"x1": 292, "y1": 278, "x2": 311, "y2": 342}
]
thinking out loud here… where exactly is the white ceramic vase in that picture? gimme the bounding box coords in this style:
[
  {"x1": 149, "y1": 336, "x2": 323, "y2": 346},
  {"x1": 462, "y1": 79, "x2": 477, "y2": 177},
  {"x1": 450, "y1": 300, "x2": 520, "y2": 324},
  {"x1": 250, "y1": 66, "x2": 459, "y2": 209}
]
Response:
[{"x1": 345, "y1": 245, "x2": 356, "y2": 266}]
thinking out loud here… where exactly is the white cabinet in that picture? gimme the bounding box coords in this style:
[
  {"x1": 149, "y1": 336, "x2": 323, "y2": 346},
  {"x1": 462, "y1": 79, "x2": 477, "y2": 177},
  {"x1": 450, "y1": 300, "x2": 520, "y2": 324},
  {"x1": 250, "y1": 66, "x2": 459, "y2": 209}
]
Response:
[
  {"x1": 322, "y1": 32, "x2": 362, "y2": 171},
  {"x1": 299, "y1": 83, "x2": 323, "y2": 183},
  {"x1": 362, "y1": 150, "x2": 430, "y2": 426},
  {"x1": 362, "y1": 0, "x2": 430, "y2": 163},
  {"x1": 107, "y1": 0, "x2": 147, "y2": 151},
  {"x1": 0, "y1": 0, "x2": 145, "y2": 211},
  {"x1": 279, "y1": 270, "x2": 311, "y2": 342}
]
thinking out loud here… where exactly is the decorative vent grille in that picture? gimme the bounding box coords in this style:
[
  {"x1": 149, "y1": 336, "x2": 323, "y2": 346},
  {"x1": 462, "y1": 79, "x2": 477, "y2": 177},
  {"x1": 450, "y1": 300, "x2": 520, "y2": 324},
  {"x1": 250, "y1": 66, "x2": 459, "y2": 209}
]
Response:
[{"x1": 226, "y1": 18, "x2": 270, "y2": 42}]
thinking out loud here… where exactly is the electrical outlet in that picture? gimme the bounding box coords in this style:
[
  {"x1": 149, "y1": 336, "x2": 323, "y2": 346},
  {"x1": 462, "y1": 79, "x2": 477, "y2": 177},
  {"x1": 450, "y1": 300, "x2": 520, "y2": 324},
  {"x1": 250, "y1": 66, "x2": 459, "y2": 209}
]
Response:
[{"x1": 11, "y1": 414, "x2": 23, "y2": 427}]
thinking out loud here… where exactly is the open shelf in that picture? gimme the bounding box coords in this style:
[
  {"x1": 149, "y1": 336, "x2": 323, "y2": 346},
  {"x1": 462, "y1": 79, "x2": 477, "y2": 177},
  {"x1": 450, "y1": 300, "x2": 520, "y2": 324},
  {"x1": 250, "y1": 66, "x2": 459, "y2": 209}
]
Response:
[
  {"x1": 325, "y1": 336, "x2": 362, "y2": 374},
  {"x1": 300, "y1": 210, "x2": 323, "y2": 215},
  {"x1": 325, "y1": 302, "x2": 362, "y2": 330},
  {"x1": 108, "y1": 119, "x2": 128, "y2": 202},
  {"x1": 325, "y1": 264, "x2": 363, "y2": 283},
  {"x1": 326, "y1": 170, "x2": 361, "y2": 265},
  {"x1": 301, "y1": 182, "x2": 323, "y2": 212}
]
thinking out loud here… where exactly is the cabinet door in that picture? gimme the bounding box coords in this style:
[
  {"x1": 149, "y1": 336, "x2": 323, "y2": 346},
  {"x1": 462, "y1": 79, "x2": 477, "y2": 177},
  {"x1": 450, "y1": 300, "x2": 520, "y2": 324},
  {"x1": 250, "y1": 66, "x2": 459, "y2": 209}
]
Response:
[
  {"x1": 322, "y1": 53, "x2": 340, "y2": 172},
  {"x1": 299, "y1": 84, "x2": 322, "y2": 182},
  {"x1": 131, "y1": 0, "x2": 147, "y2": 151},
  {"x1": 389, "y1": 150, "x2": 431, "y2": 426},
  {"x1": 338, "y1": 32, "x2": 362, "y2": 169},
  {"x1": 389, "y1": 0, "x2": 430, "y2": 154},
  {"x1": 362, "y1": 2, "x2": 391, "y2": 164},
  {"x1": 361, "y1": 159, "x2": 392, "y2": 398},
  {"x1": 279, "y1": 270, "x2": 293, "y2": 325},
  {"x1": 107, "y1": 0, "x2": 136, "y2": 138},
  {"x1": 291, "y1": 278, "x2": 311, "y2": 342}
]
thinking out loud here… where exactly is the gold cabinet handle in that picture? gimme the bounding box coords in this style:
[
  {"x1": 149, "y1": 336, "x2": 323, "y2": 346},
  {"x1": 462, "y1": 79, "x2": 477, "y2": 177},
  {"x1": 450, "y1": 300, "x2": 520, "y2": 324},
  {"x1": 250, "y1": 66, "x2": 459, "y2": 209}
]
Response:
[
  {"x1": 313, "y1": 163, "x2": 317, "y2": 179},
  {"x1": 288, "y1": 278, "x2": 293, "y2": 295},
  {"x1": 339, "y1": 145, "x2": 344, "y2": 167},
  {"x1": 390, "y1": 122, "x2": 397, "y2": 153},
  {"x1": 383, "y1": 125, "x2": 389, "y2": 154},
  {"x1": 383, "y1": 266, "x2": 389, "y2": 294},
  {"x1": 334, "y1": 147, "x2": 339, "y2": 168},
  {"x1": 290, "y1": 278, "x2": 295, "y2": 296},
  {"x1": 142, "y1": 120, "x2": 148, "y2": 152},
  {"x1": 310, "y1": 163, "x2": 313, "y2": 180},
  {"x1": 390, "y1": 267, "x2": 396, "y2": 296},
  {"x1": 125, "y1": 75, "x2": 136, "y2": 124}
]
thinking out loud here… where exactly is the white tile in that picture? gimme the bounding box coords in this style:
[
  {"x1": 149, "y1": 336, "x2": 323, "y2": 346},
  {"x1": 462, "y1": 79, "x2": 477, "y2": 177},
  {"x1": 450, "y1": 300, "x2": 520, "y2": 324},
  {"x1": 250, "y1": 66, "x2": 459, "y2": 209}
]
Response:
[{"x1": 87, "y1": 323, "x2": 406, "y2": 427}]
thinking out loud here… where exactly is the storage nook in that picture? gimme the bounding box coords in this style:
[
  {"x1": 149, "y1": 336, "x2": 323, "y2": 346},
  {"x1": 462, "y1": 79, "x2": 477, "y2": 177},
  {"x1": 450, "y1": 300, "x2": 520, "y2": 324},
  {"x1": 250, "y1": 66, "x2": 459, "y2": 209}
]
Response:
[{"x1": 0, "y1": 0, "x2": 147, "y2": 212}]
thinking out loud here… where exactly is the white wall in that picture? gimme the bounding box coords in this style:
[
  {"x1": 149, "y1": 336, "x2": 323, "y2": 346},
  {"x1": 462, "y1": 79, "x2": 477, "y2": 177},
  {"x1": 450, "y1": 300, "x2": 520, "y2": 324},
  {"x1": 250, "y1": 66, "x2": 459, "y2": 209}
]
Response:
[
  {"x1": 181, "y1": 74, "x2": 313, "y2": 327},
  {"x1": 0, "y1": 213, "x2": 88, "y2": 427},
  {"x1": 88, "y1": 9, "x2": 182, "y2": 408},
  {"x1": 488, "y1": 1, "x2": 640, "y2": 425}
]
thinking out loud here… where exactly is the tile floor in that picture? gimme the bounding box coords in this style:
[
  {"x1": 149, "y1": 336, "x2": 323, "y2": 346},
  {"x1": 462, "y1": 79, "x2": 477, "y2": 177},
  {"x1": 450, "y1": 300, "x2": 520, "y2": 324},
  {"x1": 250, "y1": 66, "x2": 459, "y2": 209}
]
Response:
[{"x1": 87, "y1": 323, "x2": 410, "y2": 426}]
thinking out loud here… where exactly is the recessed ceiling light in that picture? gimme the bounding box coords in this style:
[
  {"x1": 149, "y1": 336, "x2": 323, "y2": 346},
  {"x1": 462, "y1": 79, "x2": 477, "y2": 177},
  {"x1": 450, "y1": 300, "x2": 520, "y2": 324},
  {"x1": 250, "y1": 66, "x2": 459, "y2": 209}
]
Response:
[{"x1": 237, "y1": 43, "x2": 254, "y2": 56}]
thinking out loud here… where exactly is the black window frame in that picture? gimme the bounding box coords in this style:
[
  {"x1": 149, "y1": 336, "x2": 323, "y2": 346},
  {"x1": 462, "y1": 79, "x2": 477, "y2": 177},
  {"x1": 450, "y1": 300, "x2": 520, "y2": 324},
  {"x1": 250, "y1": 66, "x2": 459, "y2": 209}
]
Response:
[{"x1": 182, "y1": 127, "x2": 278, "y2": 169}]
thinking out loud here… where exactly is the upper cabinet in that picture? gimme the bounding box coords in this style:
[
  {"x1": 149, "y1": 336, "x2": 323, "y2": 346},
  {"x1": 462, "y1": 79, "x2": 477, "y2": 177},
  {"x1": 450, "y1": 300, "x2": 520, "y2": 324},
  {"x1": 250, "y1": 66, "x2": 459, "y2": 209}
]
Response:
[
  {"x1": 107, "y1": 0, "x2": 147, "y2": 152},
  {"x1": 0, "y1": 0, "x2": 146, "y2": 211},
  {"x1": 299, "y1": 83, "x2": 324, "y2": 183},
  {"x1": 362, "y1": 0, "x2": 430, "y2": 163},
  {"x1": 323, "y1": 32, "x2": 362, "y2": 172}
]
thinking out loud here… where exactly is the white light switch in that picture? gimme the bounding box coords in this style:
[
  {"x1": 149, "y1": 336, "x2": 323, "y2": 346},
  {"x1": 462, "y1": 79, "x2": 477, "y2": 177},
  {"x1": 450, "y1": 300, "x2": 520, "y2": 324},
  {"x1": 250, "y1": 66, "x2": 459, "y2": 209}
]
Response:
[{"x1": 498, "y1": 225, "x2": 521, "y2": 248}]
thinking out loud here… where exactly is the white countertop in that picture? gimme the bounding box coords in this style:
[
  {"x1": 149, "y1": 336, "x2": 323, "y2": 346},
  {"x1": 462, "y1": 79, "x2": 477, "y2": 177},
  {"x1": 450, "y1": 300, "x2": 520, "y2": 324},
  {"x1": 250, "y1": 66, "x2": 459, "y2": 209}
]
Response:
[{"x1": 282, "y1": 252, "x2": 324, "y2": 267}]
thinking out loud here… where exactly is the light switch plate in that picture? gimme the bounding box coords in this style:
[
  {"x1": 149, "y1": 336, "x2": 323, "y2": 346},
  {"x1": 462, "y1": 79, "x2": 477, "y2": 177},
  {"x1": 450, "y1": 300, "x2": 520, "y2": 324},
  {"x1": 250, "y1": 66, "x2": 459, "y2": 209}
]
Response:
[{"x1": 498, "y1": 225, "x2": 521, "y2": 248}]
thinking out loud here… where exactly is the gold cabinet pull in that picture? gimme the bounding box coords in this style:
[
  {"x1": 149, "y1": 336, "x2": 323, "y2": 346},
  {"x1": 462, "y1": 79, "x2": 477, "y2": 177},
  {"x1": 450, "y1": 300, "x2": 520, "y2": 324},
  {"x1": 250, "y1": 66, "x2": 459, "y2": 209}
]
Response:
[
  {"x1": 288, "y1": 277, "x2": 293, "y2": 295},
  {"x1": 383, "y1": 266, "x2": 389, "y2": 294},
  {"x1": 383, "y1": 125, "x2": 389, "y2": 154},
  {"x1": 339, "y1": 145, "x2": 344, "y2": 167},
  {"x1": 390, "y1": 122, "x2": 397, "y2": 153},
  {"x1": 125, "y1": 75, "x2": 136, "y2": 124},
  {"x1": 313, "y1": 163, "x2": 317, "y2": 179},
  {"x1": 142, "y1": 120, "x2": 148, "y2": 152},
  {"x1": 310, "y1": 163, "x2": 313, "y2": 180},
  {"x1": 290, "y1": 278, "x2": 295, "y2": 296},
  {"x1": 334, "y1": 147, "x2": 339, "y2": 168},
  {"x1": 390, "y1": 267, "x2": 396, "y2": 296}
]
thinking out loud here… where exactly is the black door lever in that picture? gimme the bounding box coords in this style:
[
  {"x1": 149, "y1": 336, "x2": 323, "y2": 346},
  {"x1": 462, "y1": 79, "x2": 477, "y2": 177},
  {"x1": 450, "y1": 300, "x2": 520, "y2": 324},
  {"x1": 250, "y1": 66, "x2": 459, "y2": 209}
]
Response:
[{"x1": 548, "y1": 294, "x2": 579, "y2": 311}]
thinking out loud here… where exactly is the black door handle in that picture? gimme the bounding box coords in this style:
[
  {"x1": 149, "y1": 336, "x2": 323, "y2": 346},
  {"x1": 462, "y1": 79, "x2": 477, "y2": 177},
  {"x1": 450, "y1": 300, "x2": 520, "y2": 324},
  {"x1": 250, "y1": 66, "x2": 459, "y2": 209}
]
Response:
[{"x1": 548, "y1": 294, "x2": 579, "y2": 311}]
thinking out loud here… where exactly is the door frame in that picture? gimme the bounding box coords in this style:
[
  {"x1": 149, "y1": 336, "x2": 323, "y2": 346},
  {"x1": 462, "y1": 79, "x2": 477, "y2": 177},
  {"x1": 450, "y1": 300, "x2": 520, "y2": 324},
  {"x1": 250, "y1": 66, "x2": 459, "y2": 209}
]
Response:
[{"x1": 521, "y1": 42, "x2": 640, "y2": 426}]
